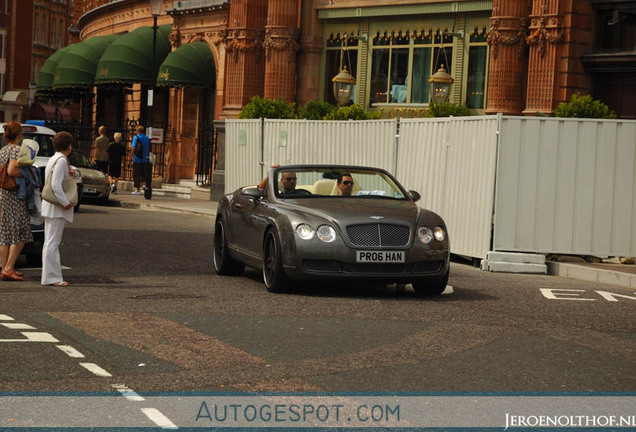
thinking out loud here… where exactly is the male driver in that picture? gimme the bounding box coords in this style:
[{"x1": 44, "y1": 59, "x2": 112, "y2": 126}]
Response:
[
  {"x1": 280, "y1": 172, "x2": 297, "y2": 194},
  {"x1": 337, "y1": 173, "x2": 354, "y2": 196}
]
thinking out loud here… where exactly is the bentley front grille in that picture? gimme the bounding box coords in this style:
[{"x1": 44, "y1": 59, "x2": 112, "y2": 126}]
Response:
[{"x1": 346, "y1": 223, "x2": 410, "y2": 247}]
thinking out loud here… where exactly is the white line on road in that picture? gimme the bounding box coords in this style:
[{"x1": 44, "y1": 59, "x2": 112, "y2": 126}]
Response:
[
  {"x1": 79, "y1": 362, "x2": 112, "y2": 377},
  {"x1": 0, "y1": 332, "x2": 59, "y2": 343},
  {"x1": 1, "y1": 323, "x2": 36, "y2": 330},
  {"x1": 141, "y1": 408, "x2": 178, "y2": 429},
  {"x1": 112, "y1": 384, "x2": 145, "y2": 401},
  {"x1": 0, "y1": 314, "x2": 14, "y2": 320},
  {"x1": 56, "y1": 345, "x2": 85, "y2": 358}
]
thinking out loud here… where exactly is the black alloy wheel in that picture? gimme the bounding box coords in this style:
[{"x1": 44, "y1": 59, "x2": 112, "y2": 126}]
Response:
[
  {"x1": 262, "y1": 229, "x2": 289, "y2": 293},
  {"x1": 213, "y1": 219, "x2": 244, "y2": 276}
]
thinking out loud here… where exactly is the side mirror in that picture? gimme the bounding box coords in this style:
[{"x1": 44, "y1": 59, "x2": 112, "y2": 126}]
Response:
[
  {"x1": 408, "y1": 190, "x2": 421, "y2": 202},
  {"x1": 241, "y1": 187, "x2": 263, "y2": 199}
]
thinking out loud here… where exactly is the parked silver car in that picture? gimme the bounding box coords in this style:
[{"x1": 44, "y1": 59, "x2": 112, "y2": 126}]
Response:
[
  {"x1": 68, "y1": 152, "x2": 110, "y2": 204},
  {"x1": 213, "y1": 165, "x2": 450, "y2": 294}
]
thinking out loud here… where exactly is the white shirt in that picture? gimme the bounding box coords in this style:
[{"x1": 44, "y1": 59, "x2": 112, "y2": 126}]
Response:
[{"x1": 41, "y1": 152, "x2": 74, "y2": 223}]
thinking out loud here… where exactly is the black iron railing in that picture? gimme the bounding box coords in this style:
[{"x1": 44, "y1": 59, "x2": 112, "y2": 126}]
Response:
[
  {"x1": 43, "y1": 118, "x2": 165, "y2": 182},
  {"x1": 196, "y1": 124, "x2": 218, "y2": 186}
]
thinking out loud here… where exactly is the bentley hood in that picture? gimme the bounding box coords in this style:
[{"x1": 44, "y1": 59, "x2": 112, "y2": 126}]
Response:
[{"x1": 276, "y1": 198, "x2": 434, "y2": 229}]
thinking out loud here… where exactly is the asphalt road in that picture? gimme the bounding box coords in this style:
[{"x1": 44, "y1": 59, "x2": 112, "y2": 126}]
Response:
[{"x1": 1, "y1": 203, "x2": 635, "y2": 395}]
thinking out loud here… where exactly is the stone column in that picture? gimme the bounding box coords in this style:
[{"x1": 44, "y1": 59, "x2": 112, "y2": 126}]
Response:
[
  {"x1": 485, "y1": 0, "x2": 530, "y2": 115},
  {"x1": 221, "y1": 0, "x2": 268, "y2": 118},
  {"x1": 523, "y1": 0, "x2": 565, "y2": 114},
  {"x1": 295, "y1": 0, "x2": 323, "y2": 104},
  {"x1": 263, "y1": 0, "x2": 299, "y2": 102}
]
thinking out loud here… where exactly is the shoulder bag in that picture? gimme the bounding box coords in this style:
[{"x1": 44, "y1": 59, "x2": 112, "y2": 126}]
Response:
[
  {"x1": 0, "y1": 147, "x2": 18, "y2": 191},
  {"x1": 133, "y1": 135, "x2": 144, "y2": 158},
  {"x1": 42, "y1": 156, "x2": 78, "y2": 207}
]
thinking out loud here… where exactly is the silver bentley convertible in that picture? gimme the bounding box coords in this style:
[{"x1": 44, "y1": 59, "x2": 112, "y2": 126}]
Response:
[{"x1": 213, "y1": 165, "x2": 450, "y2": 295}]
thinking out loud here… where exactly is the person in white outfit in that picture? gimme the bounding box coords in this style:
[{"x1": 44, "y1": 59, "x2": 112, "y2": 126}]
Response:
[{"x1": 41, "y1": 131, "x2": 76, "y2": 286}]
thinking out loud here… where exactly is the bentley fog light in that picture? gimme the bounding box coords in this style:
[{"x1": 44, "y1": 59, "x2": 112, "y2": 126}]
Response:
[
  {"x1": 417, "y1": 227, "x2": 433, "y2": 244},
  {"x1": 316, "y1": 225, "x2": 336, "y2": 243},
  {"x1": 295, "y1": 223, "x2": 315, "y2": 240},
  {"x1": 434, "y1": 227, "x2": 445, "y2": 242}
]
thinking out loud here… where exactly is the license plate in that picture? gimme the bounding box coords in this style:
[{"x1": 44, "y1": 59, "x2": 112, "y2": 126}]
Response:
[
  {"x1": 84, "y1": 187, "x2": 96, "y2": 193},
  {"x1": 356, "y1": 250, "x2": 405, "y2": 263}
]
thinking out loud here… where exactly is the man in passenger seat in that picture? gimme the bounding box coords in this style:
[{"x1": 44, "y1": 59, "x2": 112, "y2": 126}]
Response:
[{"x1": 337, "y1": 173, "x2": 354, "y2": 196}]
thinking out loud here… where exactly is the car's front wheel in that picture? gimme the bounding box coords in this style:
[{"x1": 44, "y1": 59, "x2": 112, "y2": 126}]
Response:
[
  {"x1": 412, "y1": 268, "x2": 449, "y2": 296},
  {"x1": 213, "y1": 219, "x2": 244, "y2": 276},
  {"x1": 262, "y1": 229, "x2": 289, "y2": 293}
]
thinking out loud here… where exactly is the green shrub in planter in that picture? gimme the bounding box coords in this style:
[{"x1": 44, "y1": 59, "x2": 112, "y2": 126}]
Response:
[
  {"x1": 426, "y1": 102, "x2": 473, "y2": 118},
  {"x1": 324, "y1": 104, "x2": 381, "y2": 121},
  {"x1": 298, "y1": 100, "x2": 336, "y2": 120},
  {"x1": 554, "y1": 93, "x2": 616, "y2": 119},
  {"x1": 238, "y1": 96, "x2": 296, "y2": 119}
]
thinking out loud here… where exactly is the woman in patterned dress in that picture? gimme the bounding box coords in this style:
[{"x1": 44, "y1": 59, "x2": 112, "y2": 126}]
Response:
[{"x1": 0, "y1": 121, "x2": 32, "y2": 281}]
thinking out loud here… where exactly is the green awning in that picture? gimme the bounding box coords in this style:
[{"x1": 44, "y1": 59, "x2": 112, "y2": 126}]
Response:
[
  {"x1": 36, "y1": 46, "x2": 73, "y2": 94},
  {"x1": 52, "y1": 35, "x2": 118, "y2": 89},
  {"x1": 95, "y1": 25, "x2": 172, "y2": 85},
  {"x1": 156, "y1": 41, "x2": 216, "y2": 89}
]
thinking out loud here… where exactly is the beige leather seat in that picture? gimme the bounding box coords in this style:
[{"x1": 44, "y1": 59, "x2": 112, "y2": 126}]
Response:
[{"x1": 312, "y1": 179, "x2": 336, "y2": 196}]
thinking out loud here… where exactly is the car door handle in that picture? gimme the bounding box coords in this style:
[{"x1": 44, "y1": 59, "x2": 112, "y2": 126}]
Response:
[{"x1": 234, "y1": 203, "x2": 242, "y2": 209}]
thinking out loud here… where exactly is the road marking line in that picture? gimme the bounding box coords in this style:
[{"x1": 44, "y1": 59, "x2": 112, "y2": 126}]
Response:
[
  {"x1": 141, "y1": 408, "x2": 178, "y2": 429},
  {"x1": 79, "y1": 362, "x2": 112, "y2": 377},
  {"x1": 0, "y1": 314, "x2": 14, "y2": 320},
  {"x1": 112, "y1": 384, "x2": 145, "y2": 401},
  {"x1": 56, "y1": 345, "x2": 85, "y2": 358},
  {"x1": 1, "y1": 323, "x2": 36, "y2": 330},
  {"x1": 22, "y1": 332, "x2": 59, "y2": 342},
  {"x1": 0, "y1": 332, "x2": 60, "y2": 343}
]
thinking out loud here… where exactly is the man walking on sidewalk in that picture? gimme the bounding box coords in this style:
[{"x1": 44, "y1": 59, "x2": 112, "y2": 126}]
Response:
[{"x1": 131, "y1": 125, "x2": 150, "y2": 195}]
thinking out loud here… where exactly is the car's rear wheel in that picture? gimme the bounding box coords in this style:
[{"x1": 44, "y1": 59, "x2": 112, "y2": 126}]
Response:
[
  {"x1": 262, "y1": 229, "x2": 289, "y2": 293},
  {"x1": 213, "y1": 219, "x2": 244, "y2": 276},
  {"x1": 412, "y1": 268, "x2": 449, "y2": 296}
]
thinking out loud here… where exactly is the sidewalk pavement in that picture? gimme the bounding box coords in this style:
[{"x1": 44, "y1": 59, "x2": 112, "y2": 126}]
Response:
[
  {"x1": 109, "y1": 191, "x2": 218, "y2": 217},
  {"x1": 107, "y1": 192, "x2": 636, "y2": 290}
]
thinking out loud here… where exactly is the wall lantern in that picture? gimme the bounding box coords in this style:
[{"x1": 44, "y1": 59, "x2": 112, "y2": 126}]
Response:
[
  {"x1": 332, "y1": 66, "x2": 356, "y2": 106},
  {"x1": 331, "y1": 33, "x2": 367, "y2": 106},
  {"x1": 429, "y1": 65, "x2": 454, "y2": 104},
  {"x1": 428, "y1": 29, "x2": 463, "y2": 105}
]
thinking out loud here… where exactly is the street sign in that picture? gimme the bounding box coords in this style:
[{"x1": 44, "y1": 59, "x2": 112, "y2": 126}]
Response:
[{"x1": 147, "y1": 127, "x2": 163, "y2": 144}]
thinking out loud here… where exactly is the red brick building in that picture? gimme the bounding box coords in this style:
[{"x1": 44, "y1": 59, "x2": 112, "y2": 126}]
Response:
[
  {"x1": 33, "y1": 0, "x2": 636, "y2": 183},
  {"x1": 0, "y1": 0, "x2": 73, "y2": 122}
]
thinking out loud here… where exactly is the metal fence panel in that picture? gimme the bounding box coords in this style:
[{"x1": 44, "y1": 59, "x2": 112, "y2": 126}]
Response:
[
  {"x1": 495, "y1": 117, "x2": 636, "y2": 257},
  {"x1": 398, "y1": 116, "x2": 499, "y2": 259},
  {"x1": 262, "y1": 119, "x2": 398, "y2": 175},
  {"x1": 225, "y1": 119, "x2": 263, "y2": 194}
]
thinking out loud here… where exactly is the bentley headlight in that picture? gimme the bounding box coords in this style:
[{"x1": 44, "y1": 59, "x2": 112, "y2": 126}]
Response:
[
  {"x1": 295, "y1": 223, "x2": 314, "y2": 240},
  {"x1": 74, "y1": 169, "x2": 82, "y2": 181},
  {"x1": 434, "y1": 227, "x2": 445, "y2": 242},
  {"x1": 417, "y1": 227, "x2": 433, "y2": 244},
  {"x1": 316, "y1": 225, "x2": 336, "y2": 243}
]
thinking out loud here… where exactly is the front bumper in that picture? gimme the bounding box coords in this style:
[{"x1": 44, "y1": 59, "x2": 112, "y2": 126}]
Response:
[
  {"x1": 281, "y1": 232, "x2": 449, "y2": 282},
  {"x1": 81, "y1": 184, "x2": 109, "y2": 200}
]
